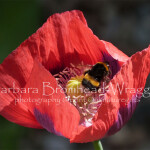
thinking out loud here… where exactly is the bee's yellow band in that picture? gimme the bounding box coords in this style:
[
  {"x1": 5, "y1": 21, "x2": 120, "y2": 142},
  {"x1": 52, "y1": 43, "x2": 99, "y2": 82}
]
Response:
[
  {"x1": 84, "y1": 74, "x2": 100, "y2": 87},
  {"x1": 97, "y1": 62, "x2": 109, "y2": 71}
]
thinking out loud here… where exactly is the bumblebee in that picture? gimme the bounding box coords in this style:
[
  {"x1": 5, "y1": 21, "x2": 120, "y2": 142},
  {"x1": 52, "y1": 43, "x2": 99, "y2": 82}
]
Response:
[{"x1": 82, "y1": 62, "x2": 110, "y2": 91}]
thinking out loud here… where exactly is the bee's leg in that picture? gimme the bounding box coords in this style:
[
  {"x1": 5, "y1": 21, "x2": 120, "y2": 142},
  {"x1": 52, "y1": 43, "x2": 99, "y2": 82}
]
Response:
[
  {"x1": 109, "y1": 67, "x2": 112, "y2": 76},
  {"x1": 84, "y1": 70, "x2": 90, "y2": 75}
]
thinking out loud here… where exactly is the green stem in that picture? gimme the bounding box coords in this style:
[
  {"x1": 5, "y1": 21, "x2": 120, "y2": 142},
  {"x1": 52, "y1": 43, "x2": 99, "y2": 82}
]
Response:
[{"x1": 93, "y1": 140, "x2": 103, "y2": 150}]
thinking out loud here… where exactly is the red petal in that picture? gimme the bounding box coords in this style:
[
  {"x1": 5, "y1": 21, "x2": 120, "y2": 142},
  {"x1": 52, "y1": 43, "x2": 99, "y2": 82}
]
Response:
[
  {"x1": 0, "y1": 101, "x2": 42, "y2": 128},
  {"x1": 106, "y1": 46, "x2": 150, "y2": 135},
  {"x1": 0, "y1": 47, "x2": 42, "y2": 128},
  {"x1": 0, "y1": 49, "x2": 34, "y2": 112},
  {"x1": 21, "y1": 60, "x2": 80, "y2": 138},
  {"x1": 69, "y1": 18, "x2": 103, "y2": 64},
  {"x1": 70, "y1": 46, "x2": 150, "y2": 143},
  {"x1": 100, "y1": 40, "x2": 129, "y2": 64},
  {"x1": 0, "y1": 10, "x2": 86, "y2": 112},
  {"x1": 19, "y1": 10, "x2": 87, "y2": 74},
  {"x1": 100, "y1": 40, "x2": 129, "y2": 77},
  {"x1": 69, "y1": 19, "x2": 129, "y2": 77}
]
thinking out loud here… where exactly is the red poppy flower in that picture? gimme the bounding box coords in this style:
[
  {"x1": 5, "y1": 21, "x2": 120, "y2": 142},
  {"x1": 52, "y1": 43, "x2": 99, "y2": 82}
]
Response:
[{"x1": 0, "y1": 10, "x2": 150, "y2": 143}]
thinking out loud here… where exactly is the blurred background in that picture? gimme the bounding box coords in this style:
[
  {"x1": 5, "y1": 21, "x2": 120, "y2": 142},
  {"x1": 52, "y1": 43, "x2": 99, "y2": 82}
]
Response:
[{"x1": 0, "y1": 0, "x2": 150, "y2": 150}]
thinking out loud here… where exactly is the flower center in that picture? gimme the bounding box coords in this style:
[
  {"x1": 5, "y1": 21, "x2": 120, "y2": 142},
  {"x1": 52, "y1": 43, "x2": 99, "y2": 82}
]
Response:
[{"x1": 54, "y1": 63, "x2": 110, "y2": 127}]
